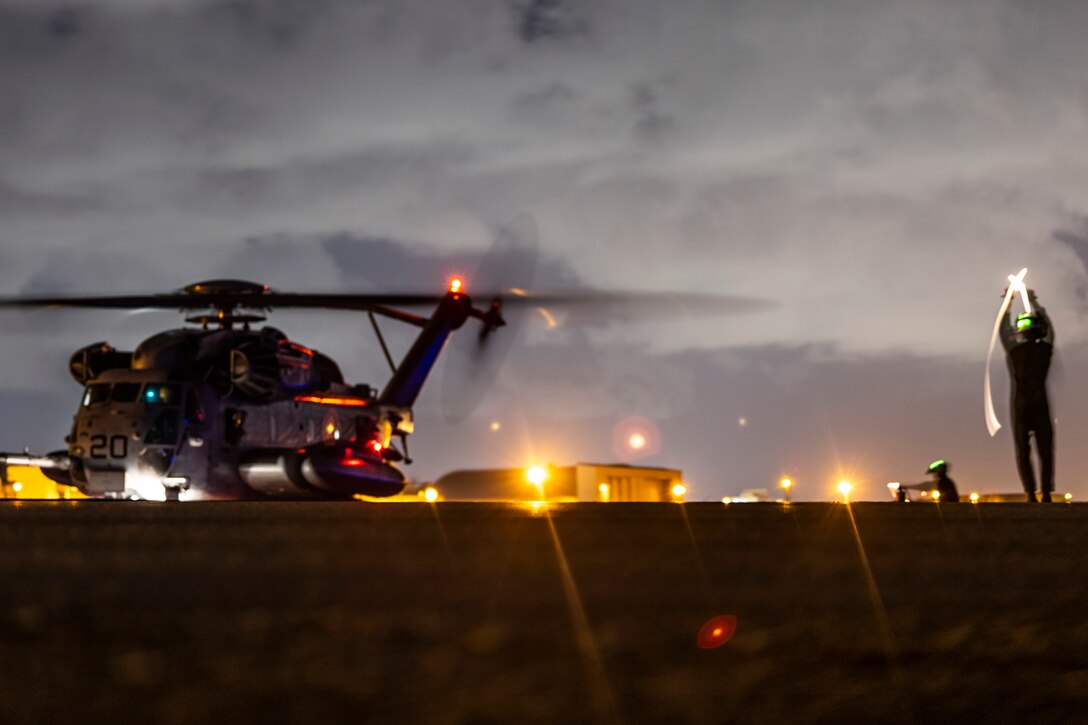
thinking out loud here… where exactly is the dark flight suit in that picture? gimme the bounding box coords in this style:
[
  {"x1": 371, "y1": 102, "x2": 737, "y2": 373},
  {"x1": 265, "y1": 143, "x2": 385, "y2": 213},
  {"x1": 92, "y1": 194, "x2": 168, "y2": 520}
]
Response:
[{"x1": 1000, "y1": 306, "x2": 1055, "y2": 499}]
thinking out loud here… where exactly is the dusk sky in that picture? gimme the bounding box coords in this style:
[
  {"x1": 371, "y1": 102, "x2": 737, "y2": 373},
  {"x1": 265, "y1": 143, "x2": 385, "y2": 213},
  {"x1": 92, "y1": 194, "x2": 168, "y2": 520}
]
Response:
[{"x1": 3, "y1": 0, "x2": 1088, "y2": 500}]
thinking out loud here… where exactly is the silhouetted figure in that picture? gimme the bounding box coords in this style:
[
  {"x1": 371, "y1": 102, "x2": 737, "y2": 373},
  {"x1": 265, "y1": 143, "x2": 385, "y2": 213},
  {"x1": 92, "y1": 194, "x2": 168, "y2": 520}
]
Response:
[
  {"x1": 896, "y1": 460, "x2": 960, "y2": 502},
  {"x1": 925, "y1": 459, "x2": 959, "y2": 503},
  {"x1": 1000, "y1": 290, "x2": 1055, "y2": 503}
]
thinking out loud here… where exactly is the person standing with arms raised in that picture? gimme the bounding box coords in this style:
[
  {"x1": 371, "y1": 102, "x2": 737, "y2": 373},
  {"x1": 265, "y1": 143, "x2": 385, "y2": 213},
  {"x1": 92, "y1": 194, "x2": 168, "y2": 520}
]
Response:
[{"x1": 1000, "y1": 289, "x2": 1055, "y2": 502}]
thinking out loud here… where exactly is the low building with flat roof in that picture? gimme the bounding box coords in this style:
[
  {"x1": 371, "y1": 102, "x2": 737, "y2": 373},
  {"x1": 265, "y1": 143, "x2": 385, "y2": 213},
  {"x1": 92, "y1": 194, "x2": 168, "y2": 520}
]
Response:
[{"x1": 432, "y1": 463, "x2": 685, "y2": 502}]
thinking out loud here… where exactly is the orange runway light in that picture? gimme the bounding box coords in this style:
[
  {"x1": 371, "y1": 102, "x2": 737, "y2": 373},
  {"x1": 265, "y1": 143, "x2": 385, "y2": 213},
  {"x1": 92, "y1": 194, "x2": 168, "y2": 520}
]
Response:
[{"x1": 697, "y1": 615, "x2": 738, "y2": 649}]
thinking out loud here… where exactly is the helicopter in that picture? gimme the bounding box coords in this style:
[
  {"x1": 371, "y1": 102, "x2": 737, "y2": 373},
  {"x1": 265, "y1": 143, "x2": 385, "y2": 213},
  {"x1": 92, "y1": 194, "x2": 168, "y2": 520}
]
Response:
[
  {"x1": 0, "y1": 274, "x2": 515, "y2": 501},
  {"x1": 0, "y1": 224, "x2": 771, "y2": 501}
]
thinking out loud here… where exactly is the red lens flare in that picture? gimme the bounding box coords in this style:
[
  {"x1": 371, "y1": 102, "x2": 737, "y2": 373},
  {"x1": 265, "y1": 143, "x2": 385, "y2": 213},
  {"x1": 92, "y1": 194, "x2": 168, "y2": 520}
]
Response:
[{"x1": 697, "y1": 615, "x2": 737, "y2": 649}]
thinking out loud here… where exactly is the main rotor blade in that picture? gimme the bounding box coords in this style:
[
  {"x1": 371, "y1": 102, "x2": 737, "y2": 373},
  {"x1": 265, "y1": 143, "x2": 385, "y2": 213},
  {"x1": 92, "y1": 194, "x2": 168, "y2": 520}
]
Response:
[
  {"x1": 495, "y1": 290, "x2": 774, "y2": 316},
  {"x1": 0, "y1": 292, "x2": 445, "y2": 311},
  {"x1": 0, "y1": 287, "x2": 771, "y2": 319}
]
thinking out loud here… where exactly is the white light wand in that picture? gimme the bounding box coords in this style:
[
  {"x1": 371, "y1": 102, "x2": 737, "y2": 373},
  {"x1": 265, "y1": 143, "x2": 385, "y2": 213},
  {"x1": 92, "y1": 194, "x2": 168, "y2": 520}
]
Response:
[{"x1": 984, "y1": 268, "x2": 1030, "y2": 436}]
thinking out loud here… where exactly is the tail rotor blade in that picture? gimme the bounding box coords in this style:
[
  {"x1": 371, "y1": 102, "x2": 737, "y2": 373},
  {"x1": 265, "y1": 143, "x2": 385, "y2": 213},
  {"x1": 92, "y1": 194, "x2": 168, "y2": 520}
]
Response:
[{"x1": 441, "y1": 214, "x2": 539, "y2": 423}]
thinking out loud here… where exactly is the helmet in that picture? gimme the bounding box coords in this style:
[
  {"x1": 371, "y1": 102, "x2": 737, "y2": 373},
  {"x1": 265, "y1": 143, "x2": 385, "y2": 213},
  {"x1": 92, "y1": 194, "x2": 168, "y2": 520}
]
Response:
[
  {"x1": 1016, "y1": 313, "x2": 1048, "y2": 340},
  {"x1": 926, "y1": 459, "x2": 948, "y2": 475}
]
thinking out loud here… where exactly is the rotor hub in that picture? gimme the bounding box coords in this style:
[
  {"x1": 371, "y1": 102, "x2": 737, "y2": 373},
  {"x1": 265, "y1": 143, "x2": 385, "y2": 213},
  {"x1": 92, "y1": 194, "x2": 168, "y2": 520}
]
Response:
[{"x1": 181, "y1": 280, "x2": 271, "y2": 329}]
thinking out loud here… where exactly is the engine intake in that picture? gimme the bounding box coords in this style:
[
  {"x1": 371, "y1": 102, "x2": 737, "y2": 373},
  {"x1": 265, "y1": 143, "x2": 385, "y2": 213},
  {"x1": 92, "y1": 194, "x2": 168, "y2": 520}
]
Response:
[{"x1": 69, "y1": 342, "x2": 132, "y2": 383}]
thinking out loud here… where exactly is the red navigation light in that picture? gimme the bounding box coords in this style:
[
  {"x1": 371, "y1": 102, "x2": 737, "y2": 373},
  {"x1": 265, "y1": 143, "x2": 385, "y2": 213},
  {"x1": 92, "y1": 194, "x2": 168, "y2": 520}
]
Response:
[
  {"x1": 449, "y1": 277, "x2": 463, "y2": 294},
  {"x1": 294, "y1": 395, "x2": 368, "y2": 407},
  {"x1": 697, "y1": 615, "x2": 738, "y2": 649}
]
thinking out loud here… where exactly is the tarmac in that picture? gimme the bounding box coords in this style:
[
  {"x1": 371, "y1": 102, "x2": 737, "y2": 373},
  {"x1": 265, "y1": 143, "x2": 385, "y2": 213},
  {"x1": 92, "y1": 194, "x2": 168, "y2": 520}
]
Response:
[{"x1": 0, "y1": 500, "x2": 1085, "y2": 724}]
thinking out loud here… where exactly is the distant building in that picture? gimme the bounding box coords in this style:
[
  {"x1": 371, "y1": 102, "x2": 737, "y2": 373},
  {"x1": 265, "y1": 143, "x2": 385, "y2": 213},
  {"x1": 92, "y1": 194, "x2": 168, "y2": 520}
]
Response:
[
  {"x1": 735, "y1": 488, "x2": 773, "y2": 502},
  {"x1": 432, "y1": 463, "x2": 685, "y2": 502}
]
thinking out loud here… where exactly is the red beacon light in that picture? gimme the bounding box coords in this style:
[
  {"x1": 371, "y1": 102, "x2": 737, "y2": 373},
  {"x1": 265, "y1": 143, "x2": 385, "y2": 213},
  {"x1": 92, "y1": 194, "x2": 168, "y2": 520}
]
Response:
[
  {"x1": 367, "y1": 440, "x2": 384, "y2": 455},
  {"x1": 449, "y1": 277, "x2": 463, "y2": 294}
]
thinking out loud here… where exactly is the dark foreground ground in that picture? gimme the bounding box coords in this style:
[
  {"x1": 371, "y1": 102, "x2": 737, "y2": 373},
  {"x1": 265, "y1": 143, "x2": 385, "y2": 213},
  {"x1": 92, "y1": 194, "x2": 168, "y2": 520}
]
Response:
[{"x1": 0, "y1": 501, "x2": 1085, "y2": 724}]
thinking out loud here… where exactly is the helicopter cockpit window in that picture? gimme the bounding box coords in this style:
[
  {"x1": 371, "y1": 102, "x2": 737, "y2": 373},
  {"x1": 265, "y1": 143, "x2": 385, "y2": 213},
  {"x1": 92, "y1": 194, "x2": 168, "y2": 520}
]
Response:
[
  {"x1": 277, "y1": 344, "x2": 315, "y2": 389},
  {"x1": 111, "y1": 383, "x2": 141, "y2": 403},
  {"x1": 145, "y1": 408, "x2": 180, "y2": 445},
  {"x1": 142, "y1": 384, "x2": 180, "y2": 405},
  {"x1": 83, "y1": 383, "x2": 111, "y2": 407}
]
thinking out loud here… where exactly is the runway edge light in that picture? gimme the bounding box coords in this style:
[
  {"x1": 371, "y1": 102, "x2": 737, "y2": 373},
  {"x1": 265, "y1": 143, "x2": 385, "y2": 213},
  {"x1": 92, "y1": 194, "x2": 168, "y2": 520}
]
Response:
[
  {"x1": 780, "y1": 478, "x2": 792, "y2": 503},
  {"x1": 837, "y1": 481, "x2": 852, "y2": 502}
]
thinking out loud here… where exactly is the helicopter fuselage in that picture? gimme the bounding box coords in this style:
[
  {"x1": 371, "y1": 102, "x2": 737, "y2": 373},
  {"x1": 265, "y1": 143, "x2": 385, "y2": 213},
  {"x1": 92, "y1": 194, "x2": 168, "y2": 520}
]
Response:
[{"x1": 64, "y1": 326, "x2": 411, "y2": 501}]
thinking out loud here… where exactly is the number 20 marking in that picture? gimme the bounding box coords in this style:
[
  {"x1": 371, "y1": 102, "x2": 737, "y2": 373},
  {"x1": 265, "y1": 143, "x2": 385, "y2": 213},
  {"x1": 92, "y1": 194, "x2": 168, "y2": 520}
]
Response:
[{"x1": 89, "y1": 435, "x2": 128, "y2": 459}]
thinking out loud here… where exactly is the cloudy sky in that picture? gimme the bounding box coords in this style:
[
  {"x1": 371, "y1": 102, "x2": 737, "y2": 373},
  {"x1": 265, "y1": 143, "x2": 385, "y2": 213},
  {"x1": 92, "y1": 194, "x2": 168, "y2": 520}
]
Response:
[{"x1": 3, "y1": 0, "x2": 1088, "y2": 500}]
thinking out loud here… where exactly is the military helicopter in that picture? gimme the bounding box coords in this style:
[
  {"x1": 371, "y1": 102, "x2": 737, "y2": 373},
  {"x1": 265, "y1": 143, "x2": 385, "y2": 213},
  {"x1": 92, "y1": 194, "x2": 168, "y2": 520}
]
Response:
[
  {"x1": 0, "y1": 223, "x2": 770, "y2": 501},
  {"x1": 0, "y1": 273, "x2": 511, "y2": 500}
]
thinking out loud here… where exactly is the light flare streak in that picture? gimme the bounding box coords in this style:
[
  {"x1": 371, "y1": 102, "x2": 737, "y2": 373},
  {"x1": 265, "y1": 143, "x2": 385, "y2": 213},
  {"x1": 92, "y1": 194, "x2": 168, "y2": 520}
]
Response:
[
  {"x1": 425, "y1": 492, "x2": 455, "y2": 570},
  {"x1": 984, "y1": 268, "x2": 1028, "y2": 436},
  {"x1": 539, "y1": 508, "x2": 617, "y2": 723},
  {"x1": 842, "y1": 502, "x2": 913, "y2": 711},
  {"x1": 537, "y1": 307, "x2": 558, "y2": 329}
]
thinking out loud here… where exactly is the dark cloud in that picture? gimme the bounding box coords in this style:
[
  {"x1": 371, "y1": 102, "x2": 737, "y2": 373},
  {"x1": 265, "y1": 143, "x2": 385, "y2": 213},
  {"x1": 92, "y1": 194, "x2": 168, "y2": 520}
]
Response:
[
  {"x1": 629, "y1": 83, "x2": 673, "y2": 144},
  {"x1": 1053, "y1": 227, "x2": 1088, "y2": 274},
  {"x1": 175, "y1": 142, "x2": 474, "y2": 213},
  {"x1": 0, "y1": 179, "x2": 104, "y2": 216},
  {"x1": 513, "y1": 0, "x2": 588, "y2": 44},
  {"x1": 47, "y1": 5, "x2": 87, "y2": 39}
]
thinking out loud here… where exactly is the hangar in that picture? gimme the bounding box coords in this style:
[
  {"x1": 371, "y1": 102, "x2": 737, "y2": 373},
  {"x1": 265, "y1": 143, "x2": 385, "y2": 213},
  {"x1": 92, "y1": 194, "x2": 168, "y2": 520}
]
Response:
[{"x1": 431, "y1": 463, "x2": 686, "y2": 502}]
